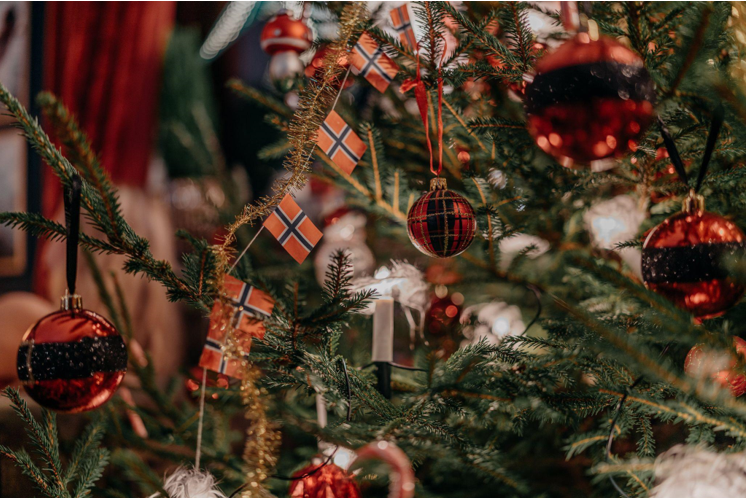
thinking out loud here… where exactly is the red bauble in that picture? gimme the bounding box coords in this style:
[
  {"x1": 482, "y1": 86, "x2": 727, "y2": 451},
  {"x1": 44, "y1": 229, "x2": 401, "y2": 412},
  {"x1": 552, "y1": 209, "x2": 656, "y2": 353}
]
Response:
[
  {"x1": 525, "y1": 34, "x2": 656, "y2": 169},
  {"x1": 16, "y1": 296, "x2": 127, "y2": 413},
  {"x1": 407, "y1": 178, "x2": 477, "y2": 258},
  {"x1": 642, "y1": 196, "x2": 745, "y2": 319},
  {"x1": 685, "y1": 337, "x2": 746, "y2": 397},
  {"x1": 426, "y1": 293, "x2": 463, "y2": 336},
  {"x1": 289, "y1": 463, "x2": 361, "y2": 498},
  {"x1": 260, "y1": 12, "x2": 312, "y2": 56},
  {"x1": 305, "y1": 45, "x2": 352, "y2": 87}
]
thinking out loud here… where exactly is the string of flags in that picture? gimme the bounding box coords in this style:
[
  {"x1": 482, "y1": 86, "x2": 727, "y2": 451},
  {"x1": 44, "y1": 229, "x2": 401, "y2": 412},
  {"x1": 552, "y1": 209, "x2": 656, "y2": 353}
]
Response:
[
  {"x1": 199, "y1": 275, "x2": 275, "y2": 377},
  {"x1": 317, "y1": 110, "x2": 367, "y2": 175},
  {"x1": 390, "y1": 4, "x2": 416, "y2": 49},
  {"x1": 200, "y1": 5, "x2": 420, "y2": 376}
]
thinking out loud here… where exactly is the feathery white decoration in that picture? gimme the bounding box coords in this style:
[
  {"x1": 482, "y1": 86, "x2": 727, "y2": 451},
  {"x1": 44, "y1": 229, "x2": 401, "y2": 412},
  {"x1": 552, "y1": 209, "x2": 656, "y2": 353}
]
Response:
[
  {"x1": 149, "y1": 468, "x2": 227, "y2": 498},
  {"x1": 651, "y1": 445, "x2": 746, "y2": 498}
]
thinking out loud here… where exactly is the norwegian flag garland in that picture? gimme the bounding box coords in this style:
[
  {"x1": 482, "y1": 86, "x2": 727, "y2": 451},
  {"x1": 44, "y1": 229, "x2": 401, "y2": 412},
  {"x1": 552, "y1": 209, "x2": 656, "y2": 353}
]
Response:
[
  {"x1": 199, "y1": 275, "x2": 275, "y2": 377},
  {"x1": 317, "y1": 110, "x2": 367, "y2": 175},
  {"x1": 263, "y1": 194, "x2": 323, "y2": 264},
  {"x1": 349, "y1": 32, "x2": 399, "y2": 93},
  {"x1": 390, "y1": 4, "x2": 416, "y2": 49}
]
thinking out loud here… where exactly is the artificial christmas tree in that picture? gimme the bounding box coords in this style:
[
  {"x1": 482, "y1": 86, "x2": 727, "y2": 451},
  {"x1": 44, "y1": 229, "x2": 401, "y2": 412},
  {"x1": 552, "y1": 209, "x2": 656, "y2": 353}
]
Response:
[{"x1": 3, "y1": 2, "x2": 746, "y2": 498}]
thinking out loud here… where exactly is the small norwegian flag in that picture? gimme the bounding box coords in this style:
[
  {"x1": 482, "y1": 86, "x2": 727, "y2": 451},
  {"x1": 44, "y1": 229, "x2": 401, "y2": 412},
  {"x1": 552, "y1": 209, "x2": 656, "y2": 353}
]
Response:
[
  {"x1": 349, "y1": 32, "x2": 399, "y2": 93},
  {"x1": 263, "y1": 194, "x2": 323, "y2": 264},
  {"x1": 390, "y1": 4, "x2": 416, "y2": 49},
  {"x1": 199, "y1": 275, "x2": 274, "y2": 378},
  {"x1": 199, "y1": 337, "x2": 246, "y2": 378},
  {"x1": 317, "y1": 110, "x2": 367, "y2": 175}
]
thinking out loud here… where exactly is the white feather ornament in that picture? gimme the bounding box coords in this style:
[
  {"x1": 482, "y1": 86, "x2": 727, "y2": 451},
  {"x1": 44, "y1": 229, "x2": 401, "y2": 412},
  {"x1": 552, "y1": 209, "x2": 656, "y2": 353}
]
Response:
[
  {"x1": 651, "y1": 445, "x2": 746, "y2": 498},
  {"x1": 148, "y1": 468, "x2": 227, "y2": 498}
]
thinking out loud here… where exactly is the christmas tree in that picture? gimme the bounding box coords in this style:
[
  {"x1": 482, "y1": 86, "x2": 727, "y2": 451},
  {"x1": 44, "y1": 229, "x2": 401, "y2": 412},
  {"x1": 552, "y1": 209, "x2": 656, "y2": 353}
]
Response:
[{"x1": 4, "y1": 2, "x2": 746, "y2": 497}]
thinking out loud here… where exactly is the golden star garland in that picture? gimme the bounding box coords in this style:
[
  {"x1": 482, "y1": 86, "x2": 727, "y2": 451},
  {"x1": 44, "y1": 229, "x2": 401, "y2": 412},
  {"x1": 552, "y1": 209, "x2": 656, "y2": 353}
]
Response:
[{"x1": 206, "y1": 4, "x2": 369, "y2": 496}]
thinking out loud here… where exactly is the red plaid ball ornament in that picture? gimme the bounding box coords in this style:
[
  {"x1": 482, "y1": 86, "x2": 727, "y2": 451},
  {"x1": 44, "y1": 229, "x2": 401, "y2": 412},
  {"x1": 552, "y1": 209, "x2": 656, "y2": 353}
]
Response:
[{"x1": 407, "y1": 178, "x2": 477, "y2": 258}]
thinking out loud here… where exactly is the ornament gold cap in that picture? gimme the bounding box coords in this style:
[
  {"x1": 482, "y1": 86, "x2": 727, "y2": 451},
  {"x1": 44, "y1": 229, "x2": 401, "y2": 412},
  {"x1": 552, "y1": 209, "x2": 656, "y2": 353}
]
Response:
[
  {"x1": 430, "y1": 177, "x2": 447, "y2": 191},
  {"x1": 61, "y1": 292, "x2": 83, "y2": 311},
  {"x1": 682, "y1": 189, "x2": 705, "y2": 214}
]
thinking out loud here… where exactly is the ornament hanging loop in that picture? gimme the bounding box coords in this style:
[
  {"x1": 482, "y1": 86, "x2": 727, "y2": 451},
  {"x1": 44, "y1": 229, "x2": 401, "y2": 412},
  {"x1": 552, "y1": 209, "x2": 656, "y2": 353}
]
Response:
[
  {"x1": 682, "y1": 189, "x2": 705, "y2": 214},
  {"x1": 63, "y1": 175, "x2": 83, "y2": 303},
  {"x1": 658, "y1": 104, "x2": 724, "y2": 198}
]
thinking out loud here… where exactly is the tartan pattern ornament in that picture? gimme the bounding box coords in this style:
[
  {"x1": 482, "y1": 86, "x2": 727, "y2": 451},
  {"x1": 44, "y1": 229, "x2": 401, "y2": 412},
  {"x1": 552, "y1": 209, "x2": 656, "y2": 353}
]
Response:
[
  {"x1": 263, "y1": 194, "x2": 323, "y2": 263},
  {"x1": 349, "y1": 32, "x2": 399, "y2": 93},
  {"x1": 199, "y1": 275, "x2": 275, "y2": 378},
  {"x1": 406, "y1": 178, "x2": 477, "y2": 258},
  {"x1": 317, "y1": 110, "x2": 367, "y2": 175},
  {"x1": 390, "y1": 4, "x2": 416, "y2": 49}
]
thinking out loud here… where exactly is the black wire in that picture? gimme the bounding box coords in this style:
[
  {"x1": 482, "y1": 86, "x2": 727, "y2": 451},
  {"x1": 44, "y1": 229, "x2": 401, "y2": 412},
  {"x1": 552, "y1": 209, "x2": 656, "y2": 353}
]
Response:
[
  {"x1": 522, "y1": 285, "x2": 542, "y2": 335},
  {"x1": 658, "y1": 116, "x2": 689, "y2": 186},
  {"x1": 605, "y1": 342, "x2": 672, "y2": 495},
  {"x1": 64, "y1": 175, "x2": 82, "y2": 295},
  {"x1": 271, "y1": 447, "x2": 339, "y2": 481},
  {"x1": 606, "y1": 376, "x2": 645, "y2": 498},
  {"x1": 695, "y1": 103, "x2": 725, "y2": 193},
  {"x1": 390, "y1": 362, "x2": 427, "y2": 372}
]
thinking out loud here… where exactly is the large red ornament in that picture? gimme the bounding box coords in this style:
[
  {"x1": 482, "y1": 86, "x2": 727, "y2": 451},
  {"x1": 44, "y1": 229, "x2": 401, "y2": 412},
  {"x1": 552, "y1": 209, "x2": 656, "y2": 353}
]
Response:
[
  {"x1": 260, "y1": 11, "x2": 312, "y2": 81},
  {"x1": 16, "y1": 295, "x2": 127, "y2": 413},
  {"x1": 685, "y1": 337, "x2": 746, "y2": 397},
  {"x1": 260, "y1": 11, "x2": 312, "y2": 55},
  {"x1": 642, "y1": 194, "x2": 745, "y2": 319},
  {"x1": 289, "y1": 462, "x2": 361, "y2": 498},
  {"x1": 407, "y1": 178, "x2": 477, "y2": 258},
  {"x1": 525, "y1": 33, "x2": 656, "y2": 169}
]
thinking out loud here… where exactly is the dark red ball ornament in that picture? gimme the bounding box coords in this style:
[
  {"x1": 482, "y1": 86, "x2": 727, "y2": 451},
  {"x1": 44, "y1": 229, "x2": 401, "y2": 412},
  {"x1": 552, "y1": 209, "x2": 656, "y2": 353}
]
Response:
[
  {"x1": 289, "y1": 462, "x2": 361, "y2": 498},
  {"x1": 642, "y1": 193, "x2": 746, "y2": 319},
  {"x1": 407, "y1": 178, "x2": 477, "y2": 258},
  {"x1": 685, "y1": 337, "x2": 746, "y2": 397},
  {"x1": 16, "y1": 294, "x2": 128, "y2": 413},
  {"x1": 260, "y1": 11, "x2": 312, "y2": 55},
  {"x1": 260, "y1": 11, "x2": 312, "y2": 82},
  {"x1": 525, "y1": 33, "x2": 656, "y2": 170}
]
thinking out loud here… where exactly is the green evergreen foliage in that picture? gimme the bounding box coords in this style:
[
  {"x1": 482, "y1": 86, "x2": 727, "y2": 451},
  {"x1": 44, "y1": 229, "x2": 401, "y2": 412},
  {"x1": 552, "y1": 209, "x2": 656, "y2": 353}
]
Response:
[{"x1": 4, "y1": 2, "x2": 746, "y2": 497}]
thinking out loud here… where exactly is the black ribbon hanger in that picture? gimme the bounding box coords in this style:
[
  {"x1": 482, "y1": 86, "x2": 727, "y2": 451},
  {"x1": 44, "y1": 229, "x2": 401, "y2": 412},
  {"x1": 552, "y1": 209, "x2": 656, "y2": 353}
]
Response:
[
  {"x1": 63, "y1": 175, "x2": 82, "y2": 296},
  {"x1": 658, "y1": 104, "x2": 725, "y2": 194}
]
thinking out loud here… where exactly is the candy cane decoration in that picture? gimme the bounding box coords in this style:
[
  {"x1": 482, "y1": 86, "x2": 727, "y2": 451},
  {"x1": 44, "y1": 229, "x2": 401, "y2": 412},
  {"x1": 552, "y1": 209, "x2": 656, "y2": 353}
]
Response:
[{"x1": 355, "y1": 441, "x2": 415, "y2": 498}]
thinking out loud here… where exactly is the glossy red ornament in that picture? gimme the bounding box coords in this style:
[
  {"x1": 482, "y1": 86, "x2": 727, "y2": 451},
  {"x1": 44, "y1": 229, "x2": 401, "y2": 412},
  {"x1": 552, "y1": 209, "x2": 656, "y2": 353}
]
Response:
[
  {"x1": 525, "y1": 33, "x2": 656, "y2": 169},
  {"x1": 16, "y1": 295, "x2": 127, "y2": 413},
  {"x1": 642, "y1": 194, "x2": 745, "y2": 319},
  {"x1": 305, "y1": 45, "x2": 352, "y2": 88},
  {"x1": 685, "y1": 337, "x2": 746, "y2": 397},
  {"x1": 260, "y1": 11, "x2": 312, "y2": 55},
  {"x1": 288, "y1": 462, "x2": 360, "y2": 498},
  {"x1": 407, "y1": 178, "x2": 477, "y2": 258}
]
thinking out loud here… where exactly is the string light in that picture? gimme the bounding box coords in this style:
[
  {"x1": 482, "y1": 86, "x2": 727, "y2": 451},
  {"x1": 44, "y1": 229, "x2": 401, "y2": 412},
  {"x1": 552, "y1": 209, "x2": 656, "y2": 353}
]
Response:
[{"x1": 200, "y1": 2, "x2": 257, "y2": 60}]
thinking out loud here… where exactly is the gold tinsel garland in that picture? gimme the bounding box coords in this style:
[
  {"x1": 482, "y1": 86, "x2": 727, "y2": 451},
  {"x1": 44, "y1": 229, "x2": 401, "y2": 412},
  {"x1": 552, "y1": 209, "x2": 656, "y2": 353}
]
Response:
[{"x1": 207, "y1": 4, "x2": 369, "y2": 496}]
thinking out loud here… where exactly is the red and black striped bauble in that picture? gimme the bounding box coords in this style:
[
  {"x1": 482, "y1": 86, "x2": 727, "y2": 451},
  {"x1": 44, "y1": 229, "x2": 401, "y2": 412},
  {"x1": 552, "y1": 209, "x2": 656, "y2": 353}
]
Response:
[
  {"x1": 407, "y1": 178, "x2": 476, "y2": 258},
  {"x1": 288, "y1": 462, "x2": 361, "y2": 498},
  {"x1": 525, "y1": 34, "x2": 656, "y2": 170},
  {"x1": 17, "y1": 295, "x2": 127, "y2": 413},
  {"x1": 642, "y1": 195, "x2": 746, "y2": 319}
]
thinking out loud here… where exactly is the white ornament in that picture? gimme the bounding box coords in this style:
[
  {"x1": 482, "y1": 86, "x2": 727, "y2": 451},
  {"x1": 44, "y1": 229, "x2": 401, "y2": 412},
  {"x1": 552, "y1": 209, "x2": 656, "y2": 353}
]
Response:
[
  {"x1": 460, "y1": 302, "x2": 524, "y2": 347},
  {"x1": 148, "y1": 468, "x2": 226, "y2": 498},
  {"x1": 314, "y1": 210, "x2": 375, "y2": 286},
  {"x1": 584, "y1": 195, "x2": 646, "y2": 250},
  {"x1": 651, "y1": 445, "x2": 746, "y2": 498},
  {"x1": 269, "y1": 51, "x2": 305, "y2": 81}
]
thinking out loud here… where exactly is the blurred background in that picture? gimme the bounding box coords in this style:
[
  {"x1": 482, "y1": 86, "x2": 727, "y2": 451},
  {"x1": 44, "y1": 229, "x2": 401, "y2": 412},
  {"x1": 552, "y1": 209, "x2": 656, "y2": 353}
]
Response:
[{"x1": 0, "y1": 2, "x2": 558, "y2": 493}]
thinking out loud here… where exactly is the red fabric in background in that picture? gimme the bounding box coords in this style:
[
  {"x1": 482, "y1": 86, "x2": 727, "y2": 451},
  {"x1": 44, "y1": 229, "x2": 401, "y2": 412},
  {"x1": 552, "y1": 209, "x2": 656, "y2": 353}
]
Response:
[{"x1": 36, "y1": 2, "x2": 175, "y2": 294}]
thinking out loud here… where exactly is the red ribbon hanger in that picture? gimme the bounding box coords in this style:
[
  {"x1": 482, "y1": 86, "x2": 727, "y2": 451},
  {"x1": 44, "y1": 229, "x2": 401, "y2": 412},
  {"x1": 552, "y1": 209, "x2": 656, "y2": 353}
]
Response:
[{"x1": 401, "y1": 36, "x2": 446, "y2": 177}]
